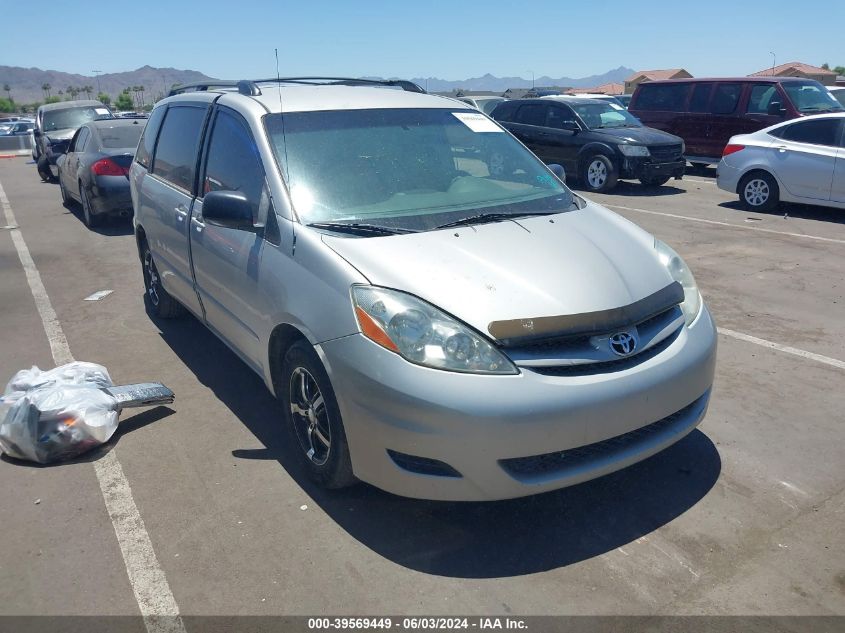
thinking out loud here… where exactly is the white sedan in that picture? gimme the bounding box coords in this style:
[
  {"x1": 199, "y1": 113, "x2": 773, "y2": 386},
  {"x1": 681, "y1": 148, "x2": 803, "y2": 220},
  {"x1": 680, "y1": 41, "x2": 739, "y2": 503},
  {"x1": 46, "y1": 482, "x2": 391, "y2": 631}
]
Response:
[{"x1": 716, "y1": 113, "x2": 845, "y2": 211}]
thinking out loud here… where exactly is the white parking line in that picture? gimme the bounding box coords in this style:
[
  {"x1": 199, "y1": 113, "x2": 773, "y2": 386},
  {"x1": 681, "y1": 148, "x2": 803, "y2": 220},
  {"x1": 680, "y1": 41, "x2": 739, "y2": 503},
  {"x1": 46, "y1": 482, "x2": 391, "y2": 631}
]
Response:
[
  {"x1": 605, "y1": 203, "x2": 845, "y2": 245},
  {"x1": 683, "y1": 178, "x2": 715, "y2": 185},
  {"x1": 718, "y1": 327, "x2": 845, "y2": 371},
  {"x1": 0, "y1": 180, "x2": 185, "y2": 633}
]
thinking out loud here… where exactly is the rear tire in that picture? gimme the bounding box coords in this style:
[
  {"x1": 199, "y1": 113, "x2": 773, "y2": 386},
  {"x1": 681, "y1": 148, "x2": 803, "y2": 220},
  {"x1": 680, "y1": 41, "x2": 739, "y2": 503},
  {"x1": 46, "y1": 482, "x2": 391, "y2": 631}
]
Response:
[
  {"x1": 140, "y1": 238, "x2": 185, "y2": 318},
  {"x1": 281, "y1": 341, "x2": 356, "y2": 489},
  {"x1": 80, "y1": 185, "x2": 100, "y2": 228},
  {"x1": 739, "y1": 171, "x2": 779, "y2": 212},
  {"x1": 640, "y1": 176, "x2": 670, "y2": 187},
  {"x1": 580, "y1": 154, "x2": 618, "y2": 193}
]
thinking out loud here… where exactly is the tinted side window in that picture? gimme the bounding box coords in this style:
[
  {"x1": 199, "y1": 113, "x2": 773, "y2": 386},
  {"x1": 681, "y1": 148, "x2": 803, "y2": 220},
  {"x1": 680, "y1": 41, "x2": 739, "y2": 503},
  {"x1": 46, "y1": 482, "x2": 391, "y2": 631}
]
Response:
[
  {"x1": 135, "y1": 105, "x2": 167, "y2": 169},
  {"x1": 201, "y1": 110, "x2": 265, "y2": 221},
  {"x1": 76, "y1": 127, "x2": 91, "y2": 152},
  {"x1": 780, "y1": 119, "x2": 842, "y2": 146},
  {"x1": 746, "y1": 84, "x2": 778, "y2": 114},
  {"x1": 634, "y1": 83, "x2": 690, "y2": 111},
  {"x1": 490, "y1": 101, "x2": 517, "y2": 121},
  {"x1": 546, "y1": 105, "x2": 577, "y2": 129},
  {"x1": 515, "y1": 104, "x2": 548, "y2": 126},
  {"x1": 151, "y1": 106, "x2": 208, "y2": 192},
  {"x1": 711, "y1": 84, "x2": 742, "y2": 114},
  {"x1": 688, "y1": 83, "x2": 713, "y2": 112}
]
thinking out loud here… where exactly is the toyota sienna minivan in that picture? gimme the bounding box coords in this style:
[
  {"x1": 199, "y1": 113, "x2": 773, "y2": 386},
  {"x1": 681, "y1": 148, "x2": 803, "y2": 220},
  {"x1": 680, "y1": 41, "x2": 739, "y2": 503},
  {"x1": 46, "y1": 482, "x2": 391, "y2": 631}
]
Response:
[
  {"x1": 629, "y1": 77, "x2": 843, "y2": 166},
  {"x1": 131, "y1": 77, "x2": 717, "y2": 501}
]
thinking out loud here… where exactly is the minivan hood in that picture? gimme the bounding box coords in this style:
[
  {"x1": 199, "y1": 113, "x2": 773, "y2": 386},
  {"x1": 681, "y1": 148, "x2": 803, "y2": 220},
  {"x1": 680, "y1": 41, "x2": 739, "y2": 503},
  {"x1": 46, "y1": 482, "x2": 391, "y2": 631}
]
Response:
[
  {"x1": 594, "y1": 125, "x2": 681, "y2": 145},
  {"x1": 322, "y1": 202, "x2": 674, "y2": 340}
]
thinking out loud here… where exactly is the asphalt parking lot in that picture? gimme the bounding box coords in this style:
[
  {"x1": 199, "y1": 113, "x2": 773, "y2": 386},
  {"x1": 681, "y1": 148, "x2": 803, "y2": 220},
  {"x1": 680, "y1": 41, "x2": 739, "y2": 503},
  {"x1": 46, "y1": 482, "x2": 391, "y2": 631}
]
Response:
[{"x1": 0, "y1": 158, "x2": 843, "y2": 623}]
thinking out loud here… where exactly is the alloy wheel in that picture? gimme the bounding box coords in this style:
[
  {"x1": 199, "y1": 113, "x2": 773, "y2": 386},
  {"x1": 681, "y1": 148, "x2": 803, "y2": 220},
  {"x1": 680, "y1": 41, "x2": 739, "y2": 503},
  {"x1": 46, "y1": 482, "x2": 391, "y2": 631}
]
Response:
[
  {"x1": 143, "y1": 250, "x2": 161, "y2": 307},
  {"x1": 289, "y1": 367, "x2": 331, "y2": 466},
  {"x1": 587, "y1": 159, "x2": 607, "y2": 188},
  {"x1": 743, "y1": 179, "x2": 770, "y2": 207}
]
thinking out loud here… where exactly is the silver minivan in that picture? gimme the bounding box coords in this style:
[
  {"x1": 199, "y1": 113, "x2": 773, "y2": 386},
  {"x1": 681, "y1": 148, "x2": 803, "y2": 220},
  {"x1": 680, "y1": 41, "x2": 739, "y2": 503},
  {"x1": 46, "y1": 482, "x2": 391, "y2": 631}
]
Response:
[{"x1": 131, "y1": 78, "x2": 717, "y2": 501}]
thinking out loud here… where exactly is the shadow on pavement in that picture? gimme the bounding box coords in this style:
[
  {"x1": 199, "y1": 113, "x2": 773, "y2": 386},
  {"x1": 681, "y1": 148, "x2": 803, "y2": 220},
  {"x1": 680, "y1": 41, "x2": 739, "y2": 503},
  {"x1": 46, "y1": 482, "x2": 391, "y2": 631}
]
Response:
[
  {"x1": 718, "y1": 200, "x2": 845, "y2": 226},
  {"x1": 154, "y1": 310, "x2": 721, "y2": 579},
  {"x1": 60, "y1": 200, "x2": 134, "y2": 236}
]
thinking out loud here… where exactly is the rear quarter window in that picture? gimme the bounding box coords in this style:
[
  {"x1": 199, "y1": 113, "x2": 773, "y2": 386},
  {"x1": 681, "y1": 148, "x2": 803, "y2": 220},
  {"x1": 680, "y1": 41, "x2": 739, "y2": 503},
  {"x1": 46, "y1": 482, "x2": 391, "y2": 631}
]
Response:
[{"x1": 633, "y1": 83, "x2": 690, "y2": 112}]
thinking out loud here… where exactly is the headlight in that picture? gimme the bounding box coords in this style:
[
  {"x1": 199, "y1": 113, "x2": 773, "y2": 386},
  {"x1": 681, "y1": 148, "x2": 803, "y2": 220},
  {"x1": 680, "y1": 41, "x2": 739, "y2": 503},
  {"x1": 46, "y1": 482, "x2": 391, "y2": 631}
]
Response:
[
  {"x1": 654, "y1": 239, "x2": 701, "y2": 325},
  {"x1": 619, "y1": 144, "x2": 650, "y2": 157},
  {"x1": 351, "y1": 286, "x2": 518, "y2": 375}
]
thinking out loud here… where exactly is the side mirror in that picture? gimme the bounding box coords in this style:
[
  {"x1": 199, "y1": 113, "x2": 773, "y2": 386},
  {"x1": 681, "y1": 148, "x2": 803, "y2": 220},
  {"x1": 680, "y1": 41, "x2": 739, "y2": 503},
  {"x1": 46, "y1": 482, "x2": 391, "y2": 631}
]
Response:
[
  {"x1": 767, "y1": 101, "x2": 786, "y2": 116},
  {"x1": 561, "y1": 121, "x2": 579, "y2": 132},
  {"x1": 548, "y1": 163, "x2": 566, "y2": 182},
  {"x1": 202, "y1": 190, "x2": 260, "y2": 231},
  {"x1": 33, "y1": 128, "x2": 41, "y2": 137}
]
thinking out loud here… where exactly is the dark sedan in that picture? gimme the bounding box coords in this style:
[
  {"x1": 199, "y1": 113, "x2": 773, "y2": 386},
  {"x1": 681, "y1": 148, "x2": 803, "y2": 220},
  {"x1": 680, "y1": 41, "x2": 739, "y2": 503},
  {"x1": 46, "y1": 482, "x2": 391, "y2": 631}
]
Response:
[
  {"x1": 57, "y1": 119, "x2": 144, "y2": 227},
  {"x1": 491, "y1": 97, "x2": 686, "y2": 192}
]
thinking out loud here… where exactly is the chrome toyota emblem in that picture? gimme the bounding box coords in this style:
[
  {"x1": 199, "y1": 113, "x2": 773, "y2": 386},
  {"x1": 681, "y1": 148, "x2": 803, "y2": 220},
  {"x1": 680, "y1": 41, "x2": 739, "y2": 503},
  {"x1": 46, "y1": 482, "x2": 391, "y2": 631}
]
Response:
[{"x1": 609, "y1": 331, "x2": 637, "y2": 356}]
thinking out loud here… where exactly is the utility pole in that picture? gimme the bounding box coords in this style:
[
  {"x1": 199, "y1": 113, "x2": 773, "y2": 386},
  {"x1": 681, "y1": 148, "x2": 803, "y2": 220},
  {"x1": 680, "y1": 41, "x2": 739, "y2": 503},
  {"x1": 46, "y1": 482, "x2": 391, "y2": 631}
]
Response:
[
  {"x1": 92, "y1": 70, "x2": 102, "y2": 94},
  {"x1": 769, "y1": 52, "x2": 776, "y2": 76}
]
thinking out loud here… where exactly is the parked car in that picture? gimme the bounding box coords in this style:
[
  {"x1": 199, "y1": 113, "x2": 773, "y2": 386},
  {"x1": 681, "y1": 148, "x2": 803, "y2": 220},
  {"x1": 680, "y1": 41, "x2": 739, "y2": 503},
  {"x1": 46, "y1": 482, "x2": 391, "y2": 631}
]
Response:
[
  {"x1": 629, "y1": 77, "x2": 844, "y2": 167},
  {"x1": 616, "y1": 94, "x2": 632, "y2": 109},
  {"x1": 491, "y1": 96, "x2": 686, "y2": 192},
  {"x1": 566, "y1": 93, "x2": 626, "y2": 108},
  {"x1": 456, "y1": 96, "x2": 506, "y2": 115},
  {"x1": 56, "y1": 118, "x2": 145, "y2": 227},
  {"x1": 33, "y1": 100, "x2": 114, "y2": 181},
  {"x1": 0, "y1": 121, "x2": 35, "y2": 136},
  {"x1": 131, "y1": 78, "x2": 715, "y2": 501},
  {"x1": 829, "y1": 86, "x2": 845, "y2": 108},
  {"x1": 716, "y1": 113, "x2": 845, "y2": 211}
]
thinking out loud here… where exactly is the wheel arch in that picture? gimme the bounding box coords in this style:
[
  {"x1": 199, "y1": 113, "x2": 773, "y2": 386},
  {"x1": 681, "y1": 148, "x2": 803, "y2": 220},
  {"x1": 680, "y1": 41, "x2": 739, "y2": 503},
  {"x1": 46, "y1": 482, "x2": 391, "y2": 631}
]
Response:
[
  {"x1": 267, "y1": 323, "x2": 312, "y2": 398},
  {"x1": 577, "y1": 142, "x2": 619, "y2": 168},
  {"x1": 736, "y1": 167, "x2": 781, "y2": 195}
]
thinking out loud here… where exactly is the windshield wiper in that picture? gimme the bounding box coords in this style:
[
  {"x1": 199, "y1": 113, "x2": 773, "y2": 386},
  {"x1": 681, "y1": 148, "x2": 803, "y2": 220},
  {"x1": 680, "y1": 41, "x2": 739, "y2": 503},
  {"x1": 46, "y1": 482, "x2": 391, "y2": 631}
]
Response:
[
  {"x1": 306, "y1": 221, "x2": 416, "y2": 236},
  {"x1": 435, "y1": 211, "x2": 556, "y2": 230}
]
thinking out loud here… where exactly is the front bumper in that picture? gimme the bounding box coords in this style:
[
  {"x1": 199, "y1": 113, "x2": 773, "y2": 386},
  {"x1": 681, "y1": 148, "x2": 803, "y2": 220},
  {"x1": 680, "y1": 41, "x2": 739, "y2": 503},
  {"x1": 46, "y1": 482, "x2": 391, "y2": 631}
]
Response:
[
  {"x1": 318, "y1": 305, "x2": 717, "y2": 501},
  {"x1": 621, "y1": 157, "x2": 686, "y2": 180}
]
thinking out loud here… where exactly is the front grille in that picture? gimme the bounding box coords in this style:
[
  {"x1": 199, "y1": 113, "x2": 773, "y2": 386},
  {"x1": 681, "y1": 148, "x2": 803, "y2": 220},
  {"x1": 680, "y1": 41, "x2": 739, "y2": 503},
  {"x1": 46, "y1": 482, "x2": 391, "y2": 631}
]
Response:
[
  {"x1": 499, "y1": 393, "x2": 706, "y2": 479},
  {"x1": 387, "y1": 450, "x2": 462, "y2": 478},
  {"x1": 527, "y1": 327, "x2": 679, "y2": 376},
  {"x1": 648, "y1": 144, "x2": 683, "y2": 161}
]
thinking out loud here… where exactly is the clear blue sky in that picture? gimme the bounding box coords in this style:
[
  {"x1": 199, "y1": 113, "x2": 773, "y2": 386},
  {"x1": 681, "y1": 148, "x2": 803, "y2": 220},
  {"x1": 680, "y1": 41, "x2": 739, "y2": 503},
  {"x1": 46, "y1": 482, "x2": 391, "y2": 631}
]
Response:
[{"x1": 3, "y1": 0, "x2": 843, "y2": 80}]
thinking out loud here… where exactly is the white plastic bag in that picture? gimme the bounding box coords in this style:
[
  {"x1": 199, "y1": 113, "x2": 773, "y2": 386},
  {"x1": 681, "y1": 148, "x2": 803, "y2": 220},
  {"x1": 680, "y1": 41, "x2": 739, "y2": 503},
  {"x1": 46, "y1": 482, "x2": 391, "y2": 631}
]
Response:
[{"x1": 0, "y1": 362, "x2": 118, "y2": 464}]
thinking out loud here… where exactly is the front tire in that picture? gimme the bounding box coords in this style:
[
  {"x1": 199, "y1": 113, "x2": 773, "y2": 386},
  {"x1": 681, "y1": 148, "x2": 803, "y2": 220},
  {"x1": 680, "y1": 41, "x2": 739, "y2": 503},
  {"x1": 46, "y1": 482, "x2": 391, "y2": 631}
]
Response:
[
  {"x1": 580, "y1": 154, "x2": 618, "y2": 193},
  {"x1": 739, "y1": 172, "x2": 779, "y2": 212},
  {"x1": 37, "y1": 155, "x2": 54, "y2": 182},
  {"x1": 140, "y1": 238, "x2": 185, "y2": 318},
  {"x1": 281, "y1": 341, "x2": 356, "y2": 489}
]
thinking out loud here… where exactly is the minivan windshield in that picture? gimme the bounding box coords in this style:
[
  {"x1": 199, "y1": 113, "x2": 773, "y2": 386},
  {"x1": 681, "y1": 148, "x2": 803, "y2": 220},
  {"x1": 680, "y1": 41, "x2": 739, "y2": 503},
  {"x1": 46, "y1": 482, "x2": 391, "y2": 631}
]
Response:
[
  {"x1": 42, "y1": 106, "x2": 113, "y2": 133},
  {"x1": 569, "y1": 102, "x2": 642, "y2": 129},
  {"x1": 266, "y1": 108, "x2": 574, "y2": 231},
  {"x1": 782, "y1": 82, "x2": 844, "y2": 113}
]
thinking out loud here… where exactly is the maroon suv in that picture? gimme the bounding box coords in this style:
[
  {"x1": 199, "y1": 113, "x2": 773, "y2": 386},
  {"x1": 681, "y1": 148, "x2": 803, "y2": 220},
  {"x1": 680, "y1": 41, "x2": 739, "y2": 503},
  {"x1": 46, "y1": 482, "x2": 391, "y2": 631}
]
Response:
[{"x1": 628, "y1": 77, "x2": 843, "y2": 166}]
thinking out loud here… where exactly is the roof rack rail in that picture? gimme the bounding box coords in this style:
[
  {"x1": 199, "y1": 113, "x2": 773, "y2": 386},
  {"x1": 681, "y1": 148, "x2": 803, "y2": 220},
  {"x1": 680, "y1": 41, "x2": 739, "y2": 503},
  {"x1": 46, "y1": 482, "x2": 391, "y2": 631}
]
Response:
[
  {"x1": 168, "y1": 77, "x2": 426, "y2": 98},
  {"x1": 167, "y1": 81, "x2": 261, "y2": 97}
]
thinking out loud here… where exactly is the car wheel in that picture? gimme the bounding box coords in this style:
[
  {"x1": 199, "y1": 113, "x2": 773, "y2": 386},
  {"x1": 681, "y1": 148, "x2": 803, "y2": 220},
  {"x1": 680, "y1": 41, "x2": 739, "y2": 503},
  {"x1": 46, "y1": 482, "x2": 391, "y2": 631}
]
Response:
[
  {"x1": 37, "y1": 155, "x2": 54, "y2": 182},
  {"x1": 59, "y1": 177, "x2": 71, "y2": 206},
  {"x1": 581, "y1": 154, "x2": 618, "y2": 193},
  {"x1": 739, "y1": 172, "x2": 779, "y2": 212},
  {"x1": 79, "y1": 185, "x2": 100, "y2": 228},
  {"x1": 140, "y1": 238, "x2": 185, "y2": 318},
  {"x1": 281, "y1": 340, "x2": 356, "y2": 489},
  {"x1": 640, "y1": 176, "x2": 670, "y2": 187}
]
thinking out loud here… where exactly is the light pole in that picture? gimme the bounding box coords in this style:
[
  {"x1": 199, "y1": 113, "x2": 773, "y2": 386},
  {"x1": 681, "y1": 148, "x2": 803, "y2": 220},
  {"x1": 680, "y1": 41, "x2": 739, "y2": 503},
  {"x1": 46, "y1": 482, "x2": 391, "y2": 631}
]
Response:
[
  {"x1": 769, "y1": 52, "x2": 776, "y2": 76},
  {"x1": 528, "y1": 70, "x2": 535, "y2": 89},
  {"x1": 92, "y1": 70, "x2": 102, "y2": 94}
]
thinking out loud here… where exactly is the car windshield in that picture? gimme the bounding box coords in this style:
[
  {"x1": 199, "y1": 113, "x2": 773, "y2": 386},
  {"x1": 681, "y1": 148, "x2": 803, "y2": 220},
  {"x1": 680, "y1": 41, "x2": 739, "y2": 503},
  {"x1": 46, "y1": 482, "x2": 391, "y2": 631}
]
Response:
[
  {"x1": 42, "y1": 106, "x2": 113, "y2": 132},
  {"x1": 265, "y1": 108, "x2": 574, "y2": 231},
  {"x1": 570, "y1": 102, "x2": 642, "y2": 129},
  {"x1": 783, "y1": 82, "x2": 844, "y2": 113},
  {"x1": 828, "y1": 89, "x2": 845, "y2": 108},
  {"x1": 97, "y1": 124, "x2": 144, "y2": 149}
]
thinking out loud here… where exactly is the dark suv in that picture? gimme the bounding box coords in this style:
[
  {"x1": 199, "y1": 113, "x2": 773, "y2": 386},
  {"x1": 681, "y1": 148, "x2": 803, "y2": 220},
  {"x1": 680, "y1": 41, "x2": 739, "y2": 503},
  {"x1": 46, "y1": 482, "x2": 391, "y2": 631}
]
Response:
[
  {"x1": 33, "y1": 100, "x2": 114, "y2": 181},
  {"x1": 491, "y1": 97, "x2": 685, "y2": 192}
]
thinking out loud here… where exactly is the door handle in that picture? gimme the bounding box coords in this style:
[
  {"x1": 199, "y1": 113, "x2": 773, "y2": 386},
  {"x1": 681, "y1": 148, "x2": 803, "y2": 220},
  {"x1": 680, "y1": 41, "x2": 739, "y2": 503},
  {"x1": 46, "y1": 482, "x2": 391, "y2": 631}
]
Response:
[
  {"x1": 174, "y1": 205, "x2": 188, "y2": 221},
  {"x1": 775, "y1": 145, "x2": 788, "y2": 152},
  {"x1": 191, "y1": 217, "x2": 205, "y2": 233}
]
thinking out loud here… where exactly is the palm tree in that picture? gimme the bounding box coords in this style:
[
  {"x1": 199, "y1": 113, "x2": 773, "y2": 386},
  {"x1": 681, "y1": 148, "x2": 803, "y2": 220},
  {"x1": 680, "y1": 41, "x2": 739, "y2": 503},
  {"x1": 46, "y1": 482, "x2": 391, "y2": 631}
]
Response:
[
  {"x1": 42, "y1": 83, "x2": 51, "y2": 98},
  {"x1": 3, "y1": 84, "x2": 11, "y2": 102},
  {"x1": 83, "y1": 85, "x2": 93, "y2": 99},
  {"x1": 138, "y1": 85, "x2": 145, "y2": 107}
]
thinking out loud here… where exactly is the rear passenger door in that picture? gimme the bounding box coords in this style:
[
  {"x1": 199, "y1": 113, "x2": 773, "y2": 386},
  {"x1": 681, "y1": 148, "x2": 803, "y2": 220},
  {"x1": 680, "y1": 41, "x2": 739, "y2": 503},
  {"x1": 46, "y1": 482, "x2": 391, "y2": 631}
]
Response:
[
  {"x1": 142, "y1": 104, "x2": 210, "y2": 315},
  {"x1": 706, "y1": 83, "x2": 744, "y2": 157},
  {"x1": 190, "y1": 107, "x2": 275, "y2": 368}
]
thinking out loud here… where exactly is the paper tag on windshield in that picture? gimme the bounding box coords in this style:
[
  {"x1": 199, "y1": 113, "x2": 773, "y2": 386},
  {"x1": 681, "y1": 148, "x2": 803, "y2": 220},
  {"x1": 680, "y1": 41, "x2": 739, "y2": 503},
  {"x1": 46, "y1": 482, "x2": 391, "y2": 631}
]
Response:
[
  {"x1": 95, "y1": 108, "x2": 110, "y2": 115},
  {"x1": 452, "y1": 112, "x2": 502, "y2": 133}
]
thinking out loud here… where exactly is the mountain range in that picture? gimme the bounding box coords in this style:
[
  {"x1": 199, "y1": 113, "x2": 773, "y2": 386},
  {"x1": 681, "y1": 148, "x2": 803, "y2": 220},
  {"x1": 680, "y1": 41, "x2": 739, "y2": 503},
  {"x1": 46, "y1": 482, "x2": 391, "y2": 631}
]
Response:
[{"x1": 1, "y1": 65, "x2": 636, "y2": 105}]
